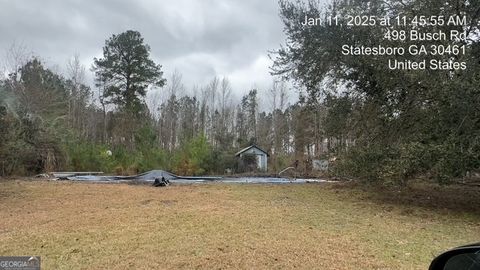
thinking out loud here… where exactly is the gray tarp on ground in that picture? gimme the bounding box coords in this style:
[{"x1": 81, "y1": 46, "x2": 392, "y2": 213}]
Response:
[
  {"x1": 62, "y1": 170, "x2": 331, "y2": 184},
  {"x1": 64, "y1": 170, "x2": 217, "y2": 183},
  {"x1": 219, "y1": 177, "x2": 331, "y2": 184}
]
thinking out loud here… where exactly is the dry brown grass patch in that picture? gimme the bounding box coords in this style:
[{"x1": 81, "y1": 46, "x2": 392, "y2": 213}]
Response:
[{"x1": 0, "y1": 180, "x2": 478, "y2": 269}]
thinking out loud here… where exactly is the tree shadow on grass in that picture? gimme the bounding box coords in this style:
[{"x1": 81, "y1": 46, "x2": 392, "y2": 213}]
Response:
[{"x1": 332, "y1": 181, "x2": 480, "y2": 216}]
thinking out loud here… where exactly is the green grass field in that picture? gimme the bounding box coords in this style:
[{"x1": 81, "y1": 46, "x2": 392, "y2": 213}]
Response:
[{"x1": 0, "y1": 180, "x2": 479, "y2": 269}]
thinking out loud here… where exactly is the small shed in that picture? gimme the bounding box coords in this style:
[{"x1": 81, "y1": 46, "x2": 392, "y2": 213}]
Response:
[{"x1": 235, "y1": 145, "x2": 269, "y2": 172}]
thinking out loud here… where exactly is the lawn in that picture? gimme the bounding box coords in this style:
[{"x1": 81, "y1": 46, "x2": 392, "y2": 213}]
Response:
[{"x1": 0, "y1": 180, "x2": 479, "y2": 269}]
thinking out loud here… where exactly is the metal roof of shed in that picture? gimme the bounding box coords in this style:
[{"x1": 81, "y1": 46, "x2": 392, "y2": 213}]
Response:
[{"x1": 235, "y1": 144, "x2": 269, "y2": 157}]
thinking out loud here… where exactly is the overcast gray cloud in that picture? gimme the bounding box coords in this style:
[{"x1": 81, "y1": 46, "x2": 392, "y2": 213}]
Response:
[{"x1": 0, "y1": 0, "x2": 287, "y2": 102}]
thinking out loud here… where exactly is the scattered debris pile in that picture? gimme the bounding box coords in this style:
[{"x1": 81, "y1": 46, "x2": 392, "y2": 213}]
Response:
[{"x1": 153, "y1": 177, "x2": 170, "y2": 187}]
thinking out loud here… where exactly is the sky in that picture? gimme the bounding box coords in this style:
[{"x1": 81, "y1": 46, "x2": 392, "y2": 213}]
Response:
[{"x1": 0, "y1": 0, "x2": 292, "y2": 107}]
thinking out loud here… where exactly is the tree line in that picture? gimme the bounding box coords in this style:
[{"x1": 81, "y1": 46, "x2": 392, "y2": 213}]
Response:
[{"x1": 0, "y1": 31, "x2": 339, "y2": 177}]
